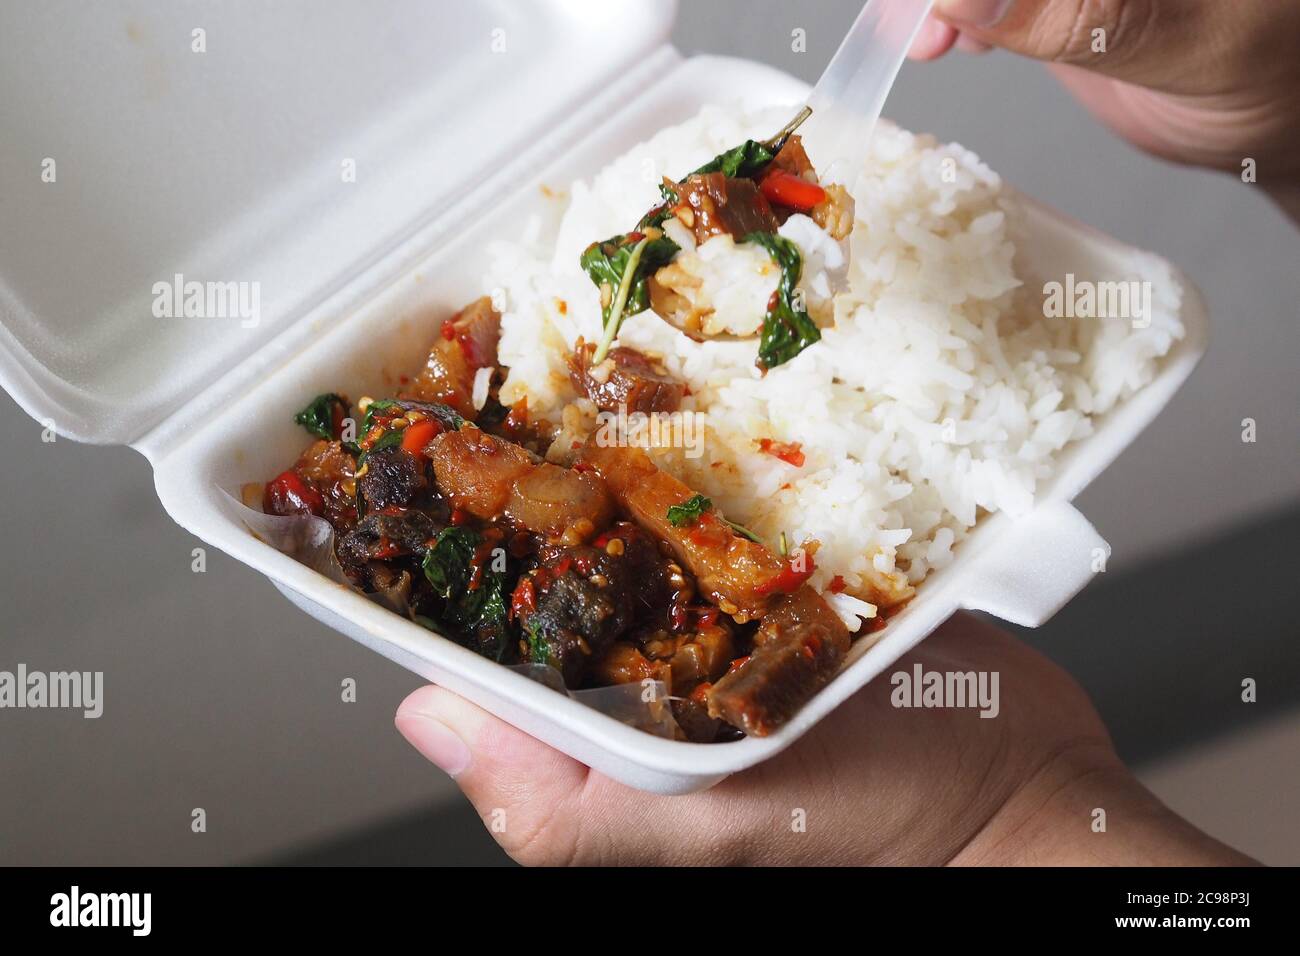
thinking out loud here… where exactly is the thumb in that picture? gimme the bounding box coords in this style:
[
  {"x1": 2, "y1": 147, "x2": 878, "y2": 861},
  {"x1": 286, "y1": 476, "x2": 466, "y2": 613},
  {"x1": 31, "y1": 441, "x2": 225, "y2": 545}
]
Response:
[
  {"x1": 934, "y1": 0, "x2": 1217, "y2": 91},
  {"x1": 395, "y1": 684, "x2": 593, "y2": 864}
]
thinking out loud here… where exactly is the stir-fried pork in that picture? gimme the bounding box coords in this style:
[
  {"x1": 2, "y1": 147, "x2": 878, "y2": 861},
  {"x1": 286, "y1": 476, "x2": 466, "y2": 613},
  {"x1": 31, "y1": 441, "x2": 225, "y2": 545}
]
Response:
[
  {"x1": 706, "y1": 585, "x2": 850, "y2": 736},
  {"x1": 357, "y1": 444, "x2": 427, "y2": 512},
  {"x1": 401, "y1": 296, "x2": 501, "y2": 418},
  {"x1": 568, "y1": 342, "x2": 685, "y2": 415},
  {"x1": 670, "y1": 173, "x2": 779, "y2": 244},
  {"x1": 581, "y1": 444, "x2": 798, "y2": 621},
  {"x1": 426, "y1": 425, "x2": 538, "y2": 519},
  {"x1": 268, "y1": 284, "x2": 879, "y2": 742}
]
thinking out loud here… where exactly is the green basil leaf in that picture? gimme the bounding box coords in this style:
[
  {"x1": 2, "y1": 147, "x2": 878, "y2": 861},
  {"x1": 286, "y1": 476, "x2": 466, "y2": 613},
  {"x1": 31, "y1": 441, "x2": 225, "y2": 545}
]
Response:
[
  {"x1": 294, "y1": 393, "x2": 349, "y2": 440},
  {"x1": 523, "y1": 617, "x2": 549, "y2": 667},
  {"x1": 580, "y1": 232, "x2": 680, "y2": 327},
  {"x1": 659, "y1": 107, "x2": 811, "y2": 205},
  {"x1": 638, "y1": 201, "x2": 673, "y2": 230},
  {"x1": 357, "y1": 399, "x2": 462, "y2": 465},
  {"x1": 666, "y1": 493, "x2": 713, "y2": 527},
  {"x1": 360, "y1": 399, "x2": 401, "y2": 436},
  {"x1": 421, "y1": 527, "x2": 513, "y2": 662},
  {"x1": 743, "y1": 231, "x2": 821, "y2": 370},
  {"x1": 356, "y1": 427, "x2": 402, "y2": 467},
  {"x1": 393, "y1": 400, "x2": 464, "y2": 431},
  {"x1": 421, "y1": 527, "x2": 478, "y2": 599},
  {"x1": 361, "y1": 398, "x2": 464, "y2": 436},
  {"x1": 691, "y1": 139, "x2": 777, "y2": 181}
]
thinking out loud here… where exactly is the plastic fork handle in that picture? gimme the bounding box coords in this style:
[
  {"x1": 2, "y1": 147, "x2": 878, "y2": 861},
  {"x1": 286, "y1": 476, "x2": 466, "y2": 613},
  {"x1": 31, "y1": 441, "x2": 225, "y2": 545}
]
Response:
[{"x1": 805, "y1": 0, "x2": 934, "y2": 187}]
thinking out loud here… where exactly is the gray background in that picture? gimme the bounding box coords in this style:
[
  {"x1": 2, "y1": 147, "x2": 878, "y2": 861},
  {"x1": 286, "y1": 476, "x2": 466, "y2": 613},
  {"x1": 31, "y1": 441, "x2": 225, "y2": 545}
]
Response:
[{"x1": 1, "y1": 0, "x2": 1297, "y2": 865}]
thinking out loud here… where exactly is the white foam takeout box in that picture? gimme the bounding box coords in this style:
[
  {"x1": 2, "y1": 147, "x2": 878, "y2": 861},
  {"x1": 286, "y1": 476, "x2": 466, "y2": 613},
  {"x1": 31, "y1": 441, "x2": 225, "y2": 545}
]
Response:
[{"x1": 0, "y1": 0, "x2": 1207, "y2": 793}]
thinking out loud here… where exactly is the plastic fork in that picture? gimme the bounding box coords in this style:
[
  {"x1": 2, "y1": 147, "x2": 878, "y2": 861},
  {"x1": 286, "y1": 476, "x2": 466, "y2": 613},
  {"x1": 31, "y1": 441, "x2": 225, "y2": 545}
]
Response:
[
  {"x1": 804, "y1": 0, "x2": 935, "y2": 189},
  {"x1": 649, "y1": 0, "x2": 934, "y2": 345}
]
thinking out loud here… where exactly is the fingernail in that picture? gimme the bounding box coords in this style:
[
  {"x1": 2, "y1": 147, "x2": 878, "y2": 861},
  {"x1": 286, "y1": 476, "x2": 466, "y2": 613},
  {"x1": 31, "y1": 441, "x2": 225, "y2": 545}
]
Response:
[
  {"x1": 396, "y1": 712, "x2": 472, "y2": 778},
  {"x1": 937, "y1": 0, "x2": 1013, "y2": 27}
]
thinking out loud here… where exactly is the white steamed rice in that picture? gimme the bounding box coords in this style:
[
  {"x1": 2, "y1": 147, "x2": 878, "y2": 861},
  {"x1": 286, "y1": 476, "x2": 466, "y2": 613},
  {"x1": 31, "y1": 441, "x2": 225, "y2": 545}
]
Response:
[{"x1": 479, "y1": 104, "x2": 1184, "y2": 630}]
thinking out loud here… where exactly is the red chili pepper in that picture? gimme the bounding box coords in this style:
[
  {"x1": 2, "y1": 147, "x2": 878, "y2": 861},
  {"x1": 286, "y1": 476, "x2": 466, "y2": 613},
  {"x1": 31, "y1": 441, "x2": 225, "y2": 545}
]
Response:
[
  {"x1": 829, "y1": 575, "x2": 846, "y2": 594},
  {"x1": 509, "y1": 578, "x2": 536, "y2": 621},
  {"x1": 449, "y1": 508, "x2": 469, "y2": 526},
  {"x1": 755, "y1": 551, "x2": 817, "y2": 596},
  {"x1": 690, "y1": 682, "x2": 712, "y2": 704},
  {"x1": 760, "y1": 170, "x2": 826, "y2": 212},
  {"x1": 439, "y1": 318, "x2": 457, "y2": 341},
  {"x1": 636, "y1": 655, "x2": 659, "y2": 683},
  {"x1": 400, "y1": 419, "x2": 440, "y2": 457},
  {"x1": 455, "y1": 328, "x2": 482, "y2": 368},
  {"x1": 264, "y1": 469, "x2": 324, "y2": 518},
  {"x1": 687, "y1": 514, "x2": 729, "y2": 549},
  {"x1": 552, "y1": 556, "x2": 573, "y2": 577},
  {"x1": 372, "y1": 536, "x2": 404, "y2": 560},
  {"x1": 726, "y1": 656, "x2": 751, "y2": 675},
  {"x1": 504, "y1": 398, "x2": 529, "y2": 437},
  {"x1": 759, "y1": 438, "x2": 806, "y2": 468},
  {"x1": 695, "y1": 607, "x2": 720, "y2": 627}
]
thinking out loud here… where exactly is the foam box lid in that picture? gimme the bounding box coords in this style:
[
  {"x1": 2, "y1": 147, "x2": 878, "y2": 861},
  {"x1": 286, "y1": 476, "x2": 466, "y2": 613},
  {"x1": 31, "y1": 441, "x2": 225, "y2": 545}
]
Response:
[{"x1": 0, "y1": 0, "x2": 677, "y2": 444}]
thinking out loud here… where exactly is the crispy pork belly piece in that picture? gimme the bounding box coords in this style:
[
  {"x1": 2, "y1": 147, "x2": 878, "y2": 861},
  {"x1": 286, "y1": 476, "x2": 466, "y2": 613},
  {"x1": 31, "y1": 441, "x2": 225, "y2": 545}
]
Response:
[
  {"x1": 581, "y1": 444, "x2": 792, "y2": 621},
  {"x1": 429, "y1": 425, "x2": 613, "y2": 539},
  {"x1": 706, "y1": 584, "x2": 850, "y2": 736},
  {"x1": 765, "y1": 134, "x2": 854, "y2": 239},
  {"x1": 811, "y1": 184, "x2": 855, "y2": 241},
  {"x1": 445, "y1": 295, "x2": 501, "y2": 370},
  {"x1": 568, "y1": 342, "x2": 685, "y2": 415},
  {"x1": 591, "y1": 633, "x2": 733, "y2": 744},
  {"x1": 504, "y1": 462, "x2": 614, "y2": 536},
  {"x1": 642, "y1": 624, "x2": 735, "y2": 690},
  {"x1": 671, "y1": 172, "x2": 778, "y2": 244},
  {"x1": 426, "y1": 425, "x2": 536, "y2": 520},
  {"x1": 264, "y1": 439, "x2": 357, "y2": 527},
  {"x1": 769, "y1": 134, "x2": 815, "y2": 179},
  {"x1": 401, "y1": 296, "x2": 501, "y2": 419},
  {"x1": 591, "y1": 642, "x2": 667, "y2": 687}
]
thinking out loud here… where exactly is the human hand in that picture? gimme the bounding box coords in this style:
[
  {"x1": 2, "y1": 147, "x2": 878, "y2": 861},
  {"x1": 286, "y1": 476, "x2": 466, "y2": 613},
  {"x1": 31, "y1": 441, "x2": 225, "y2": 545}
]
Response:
[
  {"x1": 395, "y1": 612, "x2": 1252, "y2": 866},
  {"x1": 909, "y1": 0, "x2": 1300, "y2": 216}
]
